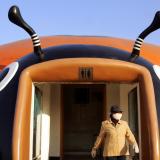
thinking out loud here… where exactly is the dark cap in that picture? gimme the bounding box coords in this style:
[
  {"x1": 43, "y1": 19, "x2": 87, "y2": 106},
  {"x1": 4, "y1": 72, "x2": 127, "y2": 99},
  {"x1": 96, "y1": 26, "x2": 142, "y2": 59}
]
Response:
[{"x1": 110, "y1": 105, "x2": 123, "y2": 113}]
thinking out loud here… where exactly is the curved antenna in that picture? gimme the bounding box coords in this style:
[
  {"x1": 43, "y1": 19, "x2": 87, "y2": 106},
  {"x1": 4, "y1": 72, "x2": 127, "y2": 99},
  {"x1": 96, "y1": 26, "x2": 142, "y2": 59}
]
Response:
[
  {"x1": 8, "y1": 6, "x2": 44, "y2": 60},
  {"x1": 130, "y1": 11, "x2": 160, "y2": 61}
]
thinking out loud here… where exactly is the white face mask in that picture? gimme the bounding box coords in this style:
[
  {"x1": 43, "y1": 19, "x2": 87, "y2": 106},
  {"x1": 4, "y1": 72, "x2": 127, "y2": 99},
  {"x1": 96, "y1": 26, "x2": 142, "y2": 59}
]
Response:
[{"x1": 112, "y1": 113, "x2": 122, "y2": 120}]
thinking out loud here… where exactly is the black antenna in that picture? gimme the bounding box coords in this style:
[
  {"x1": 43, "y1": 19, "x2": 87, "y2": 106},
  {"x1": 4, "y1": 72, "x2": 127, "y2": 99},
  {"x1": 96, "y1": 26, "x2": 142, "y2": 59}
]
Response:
[
  {"x1": 130, "y1": 11, "x2": 160, "y2": 61},
  {"x1": 8, "y1": 6, "x2": 44, "y2": 60}
]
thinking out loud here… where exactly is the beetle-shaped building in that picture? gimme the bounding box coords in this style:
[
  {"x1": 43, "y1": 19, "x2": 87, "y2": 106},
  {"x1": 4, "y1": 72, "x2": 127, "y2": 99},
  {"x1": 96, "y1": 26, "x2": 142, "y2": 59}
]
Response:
[{"x1": 0, "y1": 5, "x2": 160, "y2": 160}]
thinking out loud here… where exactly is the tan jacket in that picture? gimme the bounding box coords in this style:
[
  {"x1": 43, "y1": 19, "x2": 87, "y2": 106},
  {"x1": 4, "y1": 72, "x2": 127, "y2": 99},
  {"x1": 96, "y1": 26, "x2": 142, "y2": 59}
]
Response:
[{"x1": 93, "y1": 120, "x2": 137, "y2": 157}]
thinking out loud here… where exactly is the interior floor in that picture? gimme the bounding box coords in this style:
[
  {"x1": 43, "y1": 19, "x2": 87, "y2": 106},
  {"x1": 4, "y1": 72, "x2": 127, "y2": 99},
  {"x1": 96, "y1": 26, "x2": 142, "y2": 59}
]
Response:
[{"x1": 63, "y1": 155, "x2": 95, "y2": 160}]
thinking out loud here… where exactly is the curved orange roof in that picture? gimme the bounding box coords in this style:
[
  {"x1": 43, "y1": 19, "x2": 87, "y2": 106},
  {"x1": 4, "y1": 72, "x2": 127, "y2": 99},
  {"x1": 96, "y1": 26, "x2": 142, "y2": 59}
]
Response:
[{"x1": 0, "y1": 36, "x2": 160, "y2": 70}]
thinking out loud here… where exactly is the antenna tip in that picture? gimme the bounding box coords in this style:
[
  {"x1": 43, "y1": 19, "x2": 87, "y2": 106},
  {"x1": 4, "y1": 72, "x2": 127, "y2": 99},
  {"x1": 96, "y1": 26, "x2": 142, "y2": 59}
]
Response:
[
  {"x1": 155, "y1": 11, "x2": 160, "y2": 19},
  {"x1": 9, "y1": 5, "x2": 19, "y2": 14},
  {"x1": 8, "y1": 5, "x2": 20, "y2": 22}
]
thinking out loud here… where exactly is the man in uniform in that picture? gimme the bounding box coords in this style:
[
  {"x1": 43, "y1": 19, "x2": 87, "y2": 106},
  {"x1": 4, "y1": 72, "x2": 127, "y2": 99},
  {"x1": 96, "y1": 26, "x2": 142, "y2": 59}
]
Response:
[{"x1": 91, "y1": 105, "x2": 139, "y2": 160}]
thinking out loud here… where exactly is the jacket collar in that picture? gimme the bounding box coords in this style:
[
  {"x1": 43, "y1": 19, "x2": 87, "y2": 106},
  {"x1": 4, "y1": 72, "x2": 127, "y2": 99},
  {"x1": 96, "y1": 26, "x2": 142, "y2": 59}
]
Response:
[{"x1": 109, "y1": 119, "x2": 121, "y2": 124}]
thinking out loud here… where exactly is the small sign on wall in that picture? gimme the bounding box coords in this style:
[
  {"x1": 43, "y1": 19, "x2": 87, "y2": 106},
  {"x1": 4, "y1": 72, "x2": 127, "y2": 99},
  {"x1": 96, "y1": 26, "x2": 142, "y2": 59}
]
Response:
[{"x1": 79, "y1": 67, "x2": 93, "y2": 80}]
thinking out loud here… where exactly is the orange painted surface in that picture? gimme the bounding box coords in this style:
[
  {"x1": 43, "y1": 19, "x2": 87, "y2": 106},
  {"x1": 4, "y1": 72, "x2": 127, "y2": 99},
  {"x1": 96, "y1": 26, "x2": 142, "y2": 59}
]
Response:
[{"x1": 0, "y1": 36, "x2": 160, "y2": 70}]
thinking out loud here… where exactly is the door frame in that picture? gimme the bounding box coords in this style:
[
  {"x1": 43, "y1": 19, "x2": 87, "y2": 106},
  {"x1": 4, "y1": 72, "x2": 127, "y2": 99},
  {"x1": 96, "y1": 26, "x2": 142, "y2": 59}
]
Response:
[{"x1": 13, "y1": 58, "x2": 159, "y2": 160}]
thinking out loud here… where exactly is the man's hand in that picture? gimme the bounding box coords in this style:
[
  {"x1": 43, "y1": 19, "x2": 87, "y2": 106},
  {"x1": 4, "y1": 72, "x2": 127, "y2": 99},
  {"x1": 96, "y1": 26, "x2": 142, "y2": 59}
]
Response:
[
  {"x1": 91, "y1": 148, "x2": 97, "y2": 158},
  {"x1": 133, "y1": 143, "x2": 139, "y2": 153}
]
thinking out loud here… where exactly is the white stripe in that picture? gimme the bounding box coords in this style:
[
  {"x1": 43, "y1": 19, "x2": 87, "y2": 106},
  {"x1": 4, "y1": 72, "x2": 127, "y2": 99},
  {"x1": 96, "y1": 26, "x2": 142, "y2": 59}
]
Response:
[
  {"x1": 33, "y1": 42, "x2": 40, "y2": 45},
  {"x1": 0, "y1": 62, "x2": 19, "y2": 91},
  {"x1": 153, "y1": 65, "x2": 160, "y2": 80},
  {"x1": 31, "y1": 34, "x2": 37, "y2": 38},
  {"x1": 33, "y1": 41, "x2": 40, "y2": 44},
  {"x1": 134, "y1": 46, "x2": 140, "y2": 50},
  {"x1": 33, "y1": 39, "x2": 40, "y2": 43},
  {"x1": 135, "y1": 41, "x2": 143, "y2": 45},
  {"x1": 34, "y1": 43, "x2": 41, "y2": 47},
  {"x1": 136, "y1": 39, "x2": 143, "y2": 43},
  {"x1": 137, "y1": 37, "x2": 144, "y2": 42},
  {"x1": 136, "y1": 40, "x2": 143, "y2": 44},
  {"x1": 135, "y1": 43, "x2": 141, "y2": 47},
  {"x1": 32, "y1": 37, "x2": 39, "y2": 40}
]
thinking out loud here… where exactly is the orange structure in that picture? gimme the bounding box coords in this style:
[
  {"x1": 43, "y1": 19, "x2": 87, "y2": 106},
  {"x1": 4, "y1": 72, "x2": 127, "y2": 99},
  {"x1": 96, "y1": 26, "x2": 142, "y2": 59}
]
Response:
[
  {"x1": 0, "y1": 5, "x2": 160, "y2": 160},
  {"x1": 0, "y1": 36, "x2": 160, "y2": 70}
]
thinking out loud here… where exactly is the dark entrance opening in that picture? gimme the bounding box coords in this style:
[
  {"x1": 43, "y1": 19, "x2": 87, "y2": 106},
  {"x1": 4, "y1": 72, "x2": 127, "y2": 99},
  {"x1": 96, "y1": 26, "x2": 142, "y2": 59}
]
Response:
[{"x1": 62, "y1": 84, "x2": 105, "y2": 160}]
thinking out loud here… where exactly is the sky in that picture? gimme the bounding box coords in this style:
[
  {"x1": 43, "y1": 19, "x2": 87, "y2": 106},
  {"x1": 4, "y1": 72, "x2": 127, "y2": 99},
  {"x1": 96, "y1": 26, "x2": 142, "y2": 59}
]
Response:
[{"x1": 0, "y1": 1, "x2": 160, "y2": 45}]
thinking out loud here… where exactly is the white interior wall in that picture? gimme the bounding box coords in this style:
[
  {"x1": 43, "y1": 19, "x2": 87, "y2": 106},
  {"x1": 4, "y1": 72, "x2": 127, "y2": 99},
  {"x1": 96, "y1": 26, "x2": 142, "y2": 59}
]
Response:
[
  {"x1": 106, "y1": 83, "x2": 120, "y2": 118},
  {"x1": 120, "y1": 83, "x2": 141, "y2": 158},
  {"x1": 30, "y1": 83, "x2": 35, "y2": 160},
  {"x1": 41, "y1": 84, "x2": 51, "y2": 160},
  {"x1": 120, "y1": 83, "x2": 139, "y2": 121},
  {"x1": 49, "y1": 84, "x2": 61, "y2": 157}
]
